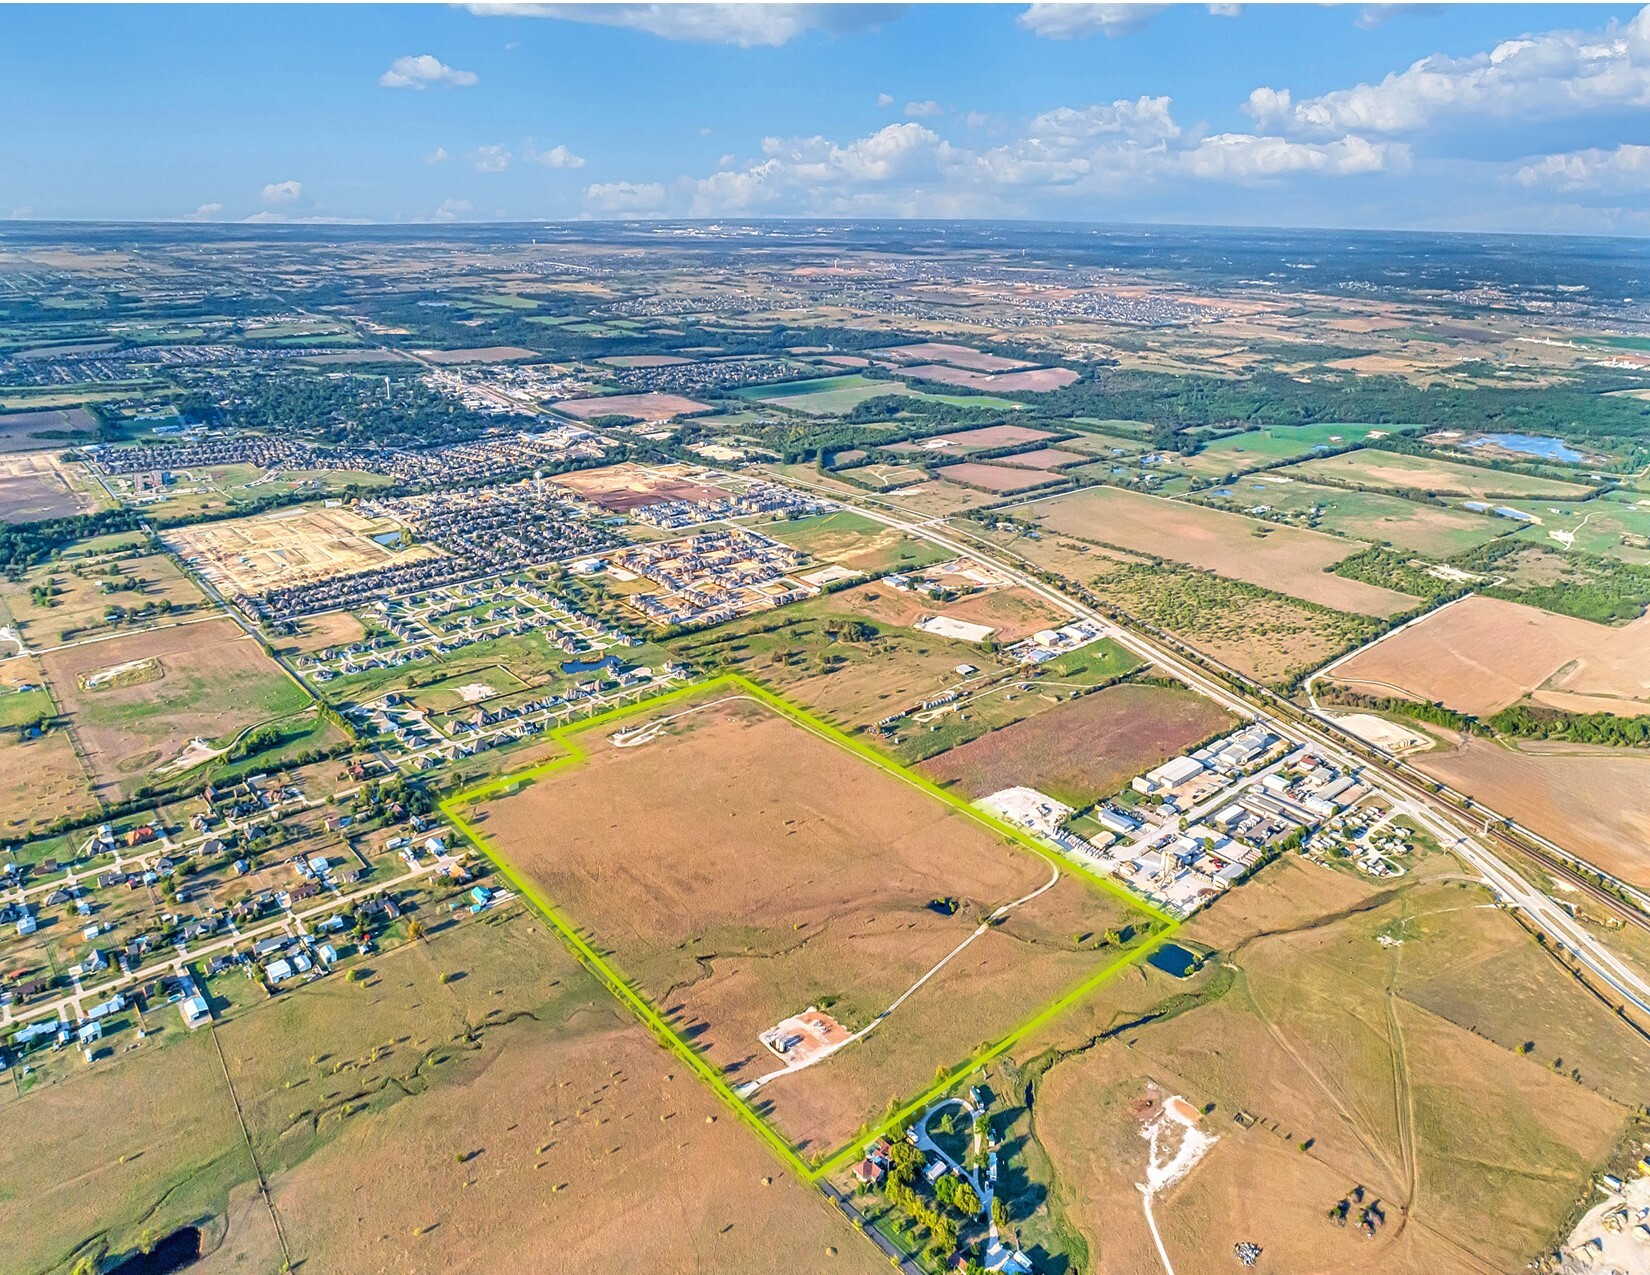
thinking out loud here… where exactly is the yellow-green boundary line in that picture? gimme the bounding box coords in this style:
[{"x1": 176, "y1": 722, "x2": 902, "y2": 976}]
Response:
[{"x1": 438, "y1": 672, "x2": 1178, "y2": 1183}]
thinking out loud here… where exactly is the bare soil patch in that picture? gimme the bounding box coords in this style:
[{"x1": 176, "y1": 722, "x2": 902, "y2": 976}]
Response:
[
  {"x1": 874, "y1": 343, "x2": 1033, "y2": 372},
  {"x1": 935, "y1": 463, "x2": 1065, "y2": 494},
  {"x1": 412, "y1": 346, "x2": 540, "y2": 364},
  {"x1": 551, "y1": 460, "x2": 728, "y2": 512},
  {"x1": 1330, "y1": 595, "x2": 1650, "y2": 717},
  {"x1": 553, "y1": 392, "x2": 710, "y2": 421}
]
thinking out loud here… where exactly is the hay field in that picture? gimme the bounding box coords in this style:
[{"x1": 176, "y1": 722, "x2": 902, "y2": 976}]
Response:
[
  {"x1": 1199, "y1": 476, "x2": 1510, "y2": 557},
  {"x1": 0, "y1": 406, "x2": 98, "y2": 451},
  {"x1": 1182, "y1": 422, "x2": 1413, "y2": 476},
  {"x1": 896, "y1": 364, "x2": 1079, "y2": 392},
  {"x1": 1414, "y1": 736, "x2": 1650, "y2": 887},
  {"x1": 1022, "y1": 486, "x2": 1415, "y2": 617},
  {"x1": 920, "y1": 682, "x2": 1236, "y2": 808},
  {"x1": 887, "y1": 424, "x2": 1057, "y2": 456},
  {"x1": 0, "y1": 722, "x2": 97, "y2": 838},
  {"x1": 1283, "y1": 448, "x2": 1593, "y2": 500},
  {"x1": 167, "y1": 504, "x2": 429, "y2": 597},
  {"x1": 39, "y1": 617, "x2": 313, "y2": 798},
  {"x1": 1329, "y1": 595, "x2": 1650, "y2": 717},
  {"x1": 470, "y1": 692, "x2": 1137, "y2": 1155},
  {"x1": 993, "y1": 446, "x2": 1090, "y2": 470},
  {"x1": 1018, "y1": 862, "x2": 1637, "y2": 1275}
]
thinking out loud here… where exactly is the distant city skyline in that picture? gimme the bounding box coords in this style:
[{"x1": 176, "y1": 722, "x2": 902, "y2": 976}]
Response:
[{"x1": 5, "y1": 3, "x2": 1650, "y2": 233}]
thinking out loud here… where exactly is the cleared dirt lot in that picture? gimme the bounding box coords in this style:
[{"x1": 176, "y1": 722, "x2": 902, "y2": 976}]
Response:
[
  {"x1": 832, "y1": 581, "x2": 1065, "y2": 644},
  {"x1": 0, "y1": 451, "x2": 95, "y2": 520},
  {"x1": 469, "y1": 691, "x2": 1137, "y2": 1156},
  {"x1": 39, "y1": 617, "x2": 313, "y2": 798},
  {"x1": 1329, "y1": 595, "x2": 1650, "y2": 717},
  {"x1": 1022, "y1": 486, "x2": 1415, "y2": 617},
  {"x1": 168, "y1": 504, "x2": 429, "y2": 597},
  {"x1": 873, "y1": 342, "x2": 1033, "y2": 371},
  {"x1": 888, "y1": 425, "x2": 1058, "y2": 456},
  {"x1": 919, "y1": 682, "x2": 1236, "y2": 808},
  {"x1": 552, "y1": 460, "x2": 728, "y2": 512},
  {"x1": 936, "y1": 462, "x2": 1065, "y2": 494},
  {"x1": 553, "y1": 392, "x2": 710, "y2": 421}
]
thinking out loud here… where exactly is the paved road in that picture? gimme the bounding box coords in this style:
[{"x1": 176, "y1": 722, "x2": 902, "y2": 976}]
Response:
[{"x1": 768, "y1": 469, "x2": 1650, "y2": 1021}]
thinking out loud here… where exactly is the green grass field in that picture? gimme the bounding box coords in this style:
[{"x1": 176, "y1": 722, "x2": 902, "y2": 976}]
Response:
[{"x1": 1180, "y1": 422, "x2": 1422, "y2": 476}]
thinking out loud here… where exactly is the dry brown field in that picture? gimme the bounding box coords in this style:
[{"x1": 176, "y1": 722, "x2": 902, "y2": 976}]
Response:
[
  {"x1": 167, "y1": 504, "x2": 429, "y2": 597},
  {"x1": 411, "y1": 346, "x2": 540, "y2": 363},
  {"x1": 832, "y1": 581, "x2": 1065, "y2": 643},
  {"x1": 898, "y1": 364, "x2": 1080, "y2": 392},
  {"x1": 551, "y1": 460, "x2": 728, "y2": 511},
  {"x1": 273, "y1": 607, "x2": 371, "y2": 659},
  {"x1": 888, "y1": 424, "x2": 1058, "y2": 455},
  {"x1": 39, "y1": 617, "x2": 312, "y2": 798},
  {"x1": 0, "y1": 723, "x2": 97, "y2": 836},
  {"x1": 935, "y1": 462, "x2": 1065, "y2": 494},
  {"x1": 993, "y1": 446, "x2": 1090, "y2": 470},
  {"x1": 878, "y1": 479, "x2": 1002, "y2": 518},
  {"x1": 1415, "y1": 735, "x2": 1650, "y2": 887},
  {"x1": 553, "y1": 391, "x2": 711, "y2": 421},
  {"x1": 1022, "y1": 486, "x2": 1415, "y2": 617},
  {"x1": 0, "y1": 451, "x2": 93, "y2": 520},
  {"x1": 1015, "y1": 861, "x2": 1636, "y2": 1275},
  {"x1": 874, "y1": 342, "x2": 1033, "y2": 371},
  {"x1": 596, "y1": 354, "x2": 693, "y2": 367},
  {"x1": 1283, "y1": 448, "x2": 1592, "y2": 500},
  {"x1": 470, "y1": 693, "x2": 1135, "y2": 1155},
  {"x1": 2, "y1": 907, "x2": 884, "y2": 1275},
  {"x1": 918, "y1": 682, "x2": 1236, "y2": 808},
  {"x1": 1329, "y1": 595, "x2": 1650, "y2": 717}
]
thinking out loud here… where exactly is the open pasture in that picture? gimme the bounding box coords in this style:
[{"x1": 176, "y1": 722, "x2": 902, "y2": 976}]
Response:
[
  {"x1": 461, "y1": 685, "x2": 1149, "y2": 1158},
  {"x1": 763, "y1": 510, "x2": 950, "y2": 574},
  {"x1": 1513, "y1": 490, "x2": 1650, "y2": 565},
  {"x1": 741, "y1": 374, "x2": 911, "y2": 415},
  {"x1": 167, "y1": 503, "x2": 429, "y2": 598},
  {"x1": 1282, "y1": 447, "x2": 1594, "y2": 500},
  {"x1": 1020, "y1": 486, "x2": 1416, "y2": 617},
  {"x1": 39, "y1": 616, "x2": 314, "y2": 799},
  {"x1": 919, "y1": 681, "x2": 1236, "y2": 808},
  {"x1": 1181, "y1": 421, "x2": 1414, "y2": 476},
  {"x1": 1020, "y1": 864, "x2": 1638, "y2": 1275},
  {"x1": 894, "y1": 363, "x2": 1079, "y2": 392},
  {"x1": 1328, "y1": 594, "x2": 1650, "y2": 717},
  {"x1": 1199, "y1": 475, "x2": 1511, "y2": 557},
  {"x1": 992, "y1": 446, "x2": 1090, "y2": 471},
  {"x1": 0, "y1": 551, "x2": 208, "y2": 646}
]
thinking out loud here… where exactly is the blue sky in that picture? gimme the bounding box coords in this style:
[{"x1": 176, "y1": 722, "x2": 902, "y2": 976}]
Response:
[{"x1": 4, "y1": 3, "x2": 1650, "y2": 232}]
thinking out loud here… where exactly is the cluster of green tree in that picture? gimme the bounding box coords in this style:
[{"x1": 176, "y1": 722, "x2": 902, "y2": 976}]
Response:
[
  {"x1": 218, "y1": 368, "x2": 532, "y2": 446},
  {"x1": 1457, "y1": 540, "x2": 1650, "y2": 624},
  {"x1": 1025, "y1": 368, "x2": 1650, "y2": 459},
  {"x1": 1331, "y1": 546, "x2": 1470, "y2": 601},
  {"x1": 881, "y1": 1141, "x2": 962, "y2": 1259},
  {"x1": 0, "y1": 508, "x2": 147, "y2": 575},
  {"x1": 1485, "y1": 703, "x2": 1650, "y2": 748},
  {"x1": 228, "y1": 722, "x2": 289, "y2": 762},
  {"x1": 1321, "y1": 689, "x2": 1479, "y2": 734}
]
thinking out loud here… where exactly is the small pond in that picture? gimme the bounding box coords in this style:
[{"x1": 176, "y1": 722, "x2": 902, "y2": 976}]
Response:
[{"x1": 1146, "y1": 943, "x2": 1201, "y2": 978}]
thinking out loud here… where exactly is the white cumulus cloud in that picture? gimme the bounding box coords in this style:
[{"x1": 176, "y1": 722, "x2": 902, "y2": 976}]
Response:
[
  {"x1": 468, "y1": 3, "x2": 902, "y2": 48},
  {"x1": 472, "y1": 144, "x2": 511, "y2": 173},
  {"x1": 181, "y1": 202, "x2": 223, "y2": 221},
  {"x1": 425, "y1": 147, "x2": 451, "y2": 165},
  {"x1": 1018, "y1": 4, "x2": 1167, "y2": 39},
  {"x1": 526, "y1": 142, "x2": 587, "y2": 169},
  {"x1": 583, "y1": 180, "x2": 668, "y2": 213},
  {"x1": 261, "y1": 180, "x2": 302, "y2": 204},
  {"x1": 1515, "y1": 143, "x2": 1650, "y2": 191},
  {"x1": 905, "y1": 99, "x2": 943, "y2": 118},
  {"x1": 434, "y1": 198, "x2": 475, "y2": 221},
  {"x1": 380, "y1": 55, "x2": 479, "y2": 90},
  {"x1": 1249, "y1": 6, "x2": 1650, "y2": 134}
]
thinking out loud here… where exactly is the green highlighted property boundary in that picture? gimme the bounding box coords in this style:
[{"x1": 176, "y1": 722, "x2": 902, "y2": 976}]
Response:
[{"x1": 439, "y1": 673, "x2": 1178, "y2": 1183}]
